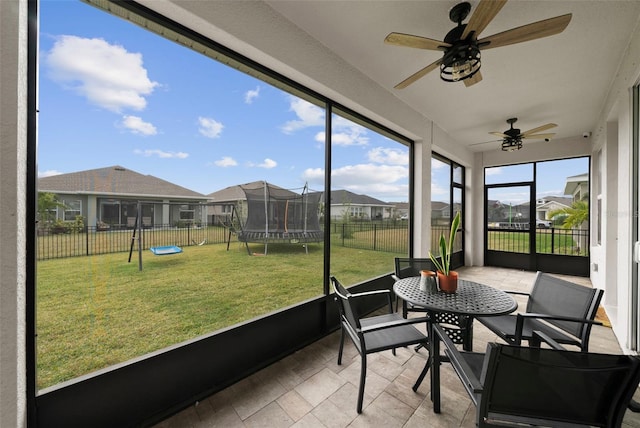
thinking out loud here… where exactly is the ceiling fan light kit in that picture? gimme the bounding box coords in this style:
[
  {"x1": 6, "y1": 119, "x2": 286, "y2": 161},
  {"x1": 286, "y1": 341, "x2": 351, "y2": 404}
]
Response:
[
  {"x1": 440, "y1": 43, "x2": 481, "y2": 82},
  {"x1": 501, "y1": 138, "x2": 523, "y2": 151},
  {"x1": 384, "y1": 0, "x2": 571, "y2": 88}
]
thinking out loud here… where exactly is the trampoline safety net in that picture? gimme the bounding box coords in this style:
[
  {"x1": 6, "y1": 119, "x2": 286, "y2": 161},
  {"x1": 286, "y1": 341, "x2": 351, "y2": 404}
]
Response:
[{"x1": 238, "y1": 182, "x2": 323, "y2": 246}]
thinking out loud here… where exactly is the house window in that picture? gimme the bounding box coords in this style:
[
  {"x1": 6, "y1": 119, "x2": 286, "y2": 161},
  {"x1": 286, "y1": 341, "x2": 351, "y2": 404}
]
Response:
[
  {"x1": 63, "y1": 199, "x2": 81, "y2": 221},
  {"x1": 179, "y1": 204, "x2": 195, "y2": 221}
]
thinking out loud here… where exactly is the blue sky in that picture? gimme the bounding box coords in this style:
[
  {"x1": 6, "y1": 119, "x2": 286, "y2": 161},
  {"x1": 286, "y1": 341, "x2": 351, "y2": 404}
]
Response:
[
  {"x1": 37, "y1": 0, "x2": 410, "y2": 201},
  {"x1": 38, "y1": 1, "x2": 587, "y2": 204}
]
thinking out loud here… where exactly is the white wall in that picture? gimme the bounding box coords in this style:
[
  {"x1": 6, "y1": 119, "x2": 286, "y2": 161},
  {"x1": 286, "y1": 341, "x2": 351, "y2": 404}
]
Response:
[
  {"x1": 589, "y1": 18, "x2": 640, "y2": 352},
  {"x1": 0, "y1": 0, "x2": 28, "y2": 426}
]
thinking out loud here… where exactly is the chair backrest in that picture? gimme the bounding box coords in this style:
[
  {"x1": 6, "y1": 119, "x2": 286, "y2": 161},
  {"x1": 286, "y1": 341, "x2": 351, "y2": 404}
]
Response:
[
  {"x1": 479, "y1": 343, "x2": 640, "y2": 427},
  {"x1": 394, "y1": 257, "x2": 437, "y2": 279},
  {"x1": 527, "y1": 272, "x2": 603, "y2": 340},
  {"x1": 331, "y1": 276, "x2": 362, "y2": 333}
]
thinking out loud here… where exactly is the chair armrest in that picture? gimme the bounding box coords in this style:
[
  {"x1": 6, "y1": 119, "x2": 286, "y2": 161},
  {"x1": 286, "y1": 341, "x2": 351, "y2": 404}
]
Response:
[
  {"x1": 347, "y1": 289, "x2": 394, "y2": 312},
  {"x1": 516, "y1": 312, "x2": 603, "y2": 326},
  {"x1": 532, "y1": 330, "x2": 566, "y2": 350},
  {"x1": 360, "y1": 316, "x2": 430, "y2": 333},
  {"x1": 348, "y1": 289, "x2": 392, "y2": 298},
  {"x1": 514, "y1": 313, "x2": 603, "y2": 344},
  {"x1": 433, "y1": 324, "x2": 483, "y2": 394},
  {"x1": 504, "y1": 290, "x2": 531, "y2": 297},
  {"x1": 391, "y1": 274, "x2": 400, "y2": 282}
]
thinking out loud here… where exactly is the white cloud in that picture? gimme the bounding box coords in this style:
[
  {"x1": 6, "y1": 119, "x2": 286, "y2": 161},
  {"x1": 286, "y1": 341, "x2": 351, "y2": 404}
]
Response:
[
  {"x1": 198, "y1": 117, "x2": 224, "y2": 139},
  {"x1": 38, "y1": 170, "x2": 63, "y2": 178},
  {"x1": 280, "y1": 97, "x2": 373, "y2": 148},
  {"x1": 134, "y1": 149, "x2": 188, "y2": 159},
  {"x1": 258, "y1": 158, "x2": 277, "y2": 169},
  {"x1": 214, "y1": 156, "x2": 238, "y2": 167},
  {"x1": 302, "y1": 168, "x2": 324, "y2": 185},
  {"x1": 302, "y1": 163, "x2": 409, "y2": 199},
  {"x1": 431, "y1": 183, "x2": 448, "y2": 197},
  {"x1": 244, "y1": 86, "x2": 260, "y2": 104},
  {"x1": 281, "y1": 98, "x2": 324, "y2": 134},
  {"x1": 485, "y1": 166, "x2": 503, "y2": 176},
  {"x1": 431, "y1": 157, "x2": 447, "y2": 169},
  {"x1": 314, "y1": 129, "x2": 369, "y2": 147},
  {"x1": 367, "y1": 147, "x2": 408, "y2": 165},
  {"x1": 45, "y1": 35, "x2": 158, "y2": 113},
  {"x1": 122, "y1": 115, "x2": 157, "y2": 136}
]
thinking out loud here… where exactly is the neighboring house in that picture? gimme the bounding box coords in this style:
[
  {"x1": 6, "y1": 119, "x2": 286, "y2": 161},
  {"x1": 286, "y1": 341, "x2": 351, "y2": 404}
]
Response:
[
  {"x1": 431, "y1": 201, "x2": 450, "y2": 220},
  {"x1": 394, "y1": 202, "x2": 409, "y2": 219},
  {"x1": 536, "y1": 196, "x2": 572, "y2": 222},
  {"x1": 38, "y1": 165, "x2": 209, "y2": 228},
  {"x1": 321, "y1": 189, "x2": 392, "y2": 220},
  {"x1": 564, "y1": 173, "x2": 589, "y2": 202}
]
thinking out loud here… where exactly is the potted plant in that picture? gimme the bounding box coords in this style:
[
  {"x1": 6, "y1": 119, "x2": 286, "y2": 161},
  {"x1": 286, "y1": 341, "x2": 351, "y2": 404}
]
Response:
[{"x1": 429, "y1": 211, "x2": 461, "y2": 293}]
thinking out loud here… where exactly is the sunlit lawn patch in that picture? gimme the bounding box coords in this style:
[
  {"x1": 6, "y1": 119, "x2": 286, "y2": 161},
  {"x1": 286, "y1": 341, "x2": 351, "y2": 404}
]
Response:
[{"x1": 36, "y1": 242, "x2": 401, "y2": 389}]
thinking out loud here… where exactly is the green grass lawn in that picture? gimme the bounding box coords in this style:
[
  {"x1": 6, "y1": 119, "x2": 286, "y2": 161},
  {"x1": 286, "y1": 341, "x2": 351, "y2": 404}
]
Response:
[
  {"x1": 487, "y1": 229, "x2": 585, "y2": 255},
  {"x1": 36, "y1": 242, "x2": 401, "y2": 389}
]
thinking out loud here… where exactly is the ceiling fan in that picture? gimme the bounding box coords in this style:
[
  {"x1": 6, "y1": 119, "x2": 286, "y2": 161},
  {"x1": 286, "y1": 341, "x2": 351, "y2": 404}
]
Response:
[
  {"x1": 384, "y1": 0, "x2": 571, "y2": 89},
  {"x1": 472, "y1": 118, "x2": 557, "y2": 151}
]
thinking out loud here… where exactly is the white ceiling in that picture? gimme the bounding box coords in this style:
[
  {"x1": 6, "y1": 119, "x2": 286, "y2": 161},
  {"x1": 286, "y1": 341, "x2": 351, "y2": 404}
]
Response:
[{"x1": 264, "y1": 0, "x2": 640, "y2": 151}]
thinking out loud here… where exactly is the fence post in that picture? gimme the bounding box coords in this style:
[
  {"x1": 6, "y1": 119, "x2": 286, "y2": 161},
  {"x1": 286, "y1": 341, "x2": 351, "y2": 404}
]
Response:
[
  {"x1": 551, "y1": 228, "x2": 555, "y2": 254},
  {"x1": 373, "y1": 224, "x2": 377, "y2": 251},
  {"x1": 86, "y1": 225, "x2": 89, "y2": 256}
]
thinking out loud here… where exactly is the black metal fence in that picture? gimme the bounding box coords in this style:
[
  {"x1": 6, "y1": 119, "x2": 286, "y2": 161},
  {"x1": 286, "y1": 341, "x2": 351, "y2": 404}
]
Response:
[
  {"x1": 328, "y1": 222, "x2": 409, "y2": 254},
  {"x1": 487, "y1": 226, "x2": 589, "y2": 256},
  {"x1": 37, "y1": 221, "x2": 415, "y2": 260},
  {"x1": 36, "y1": 224, "x2": 228, "y2": 261},
  {"x1": 37, "y1": 222, "x2": 585, "y2": 261}
]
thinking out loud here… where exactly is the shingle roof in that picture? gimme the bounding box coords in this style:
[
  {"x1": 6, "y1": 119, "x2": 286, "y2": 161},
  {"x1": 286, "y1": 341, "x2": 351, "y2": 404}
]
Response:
[
  {"x1": 38, "y1": 165, "x2": 206, "y2": 199},
  {"x1": 322, "y1": 189, "x2": 390, "y2": 206}
]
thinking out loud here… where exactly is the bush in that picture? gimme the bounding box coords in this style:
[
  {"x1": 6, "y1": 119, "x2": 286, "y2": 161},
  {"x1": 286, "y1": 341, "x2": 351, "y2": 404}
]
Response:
[{"x1": 50, "y1": 219, "x2": 69, "y2": 235}]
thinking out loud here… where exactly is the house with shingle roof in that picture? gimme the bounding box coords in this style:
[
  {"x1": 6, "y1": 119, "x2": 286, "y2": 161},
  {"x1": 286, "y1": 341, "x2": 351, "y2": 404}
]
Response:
[
  {"x1": 319, "y1": 189, "x2": 393, "y2": 220},
  {"x1": 38, "y1": 165, "x2": 209, "y2": 228},
  {"x1": 536, "y1": 196, "x2": 573, "y2": 222}
]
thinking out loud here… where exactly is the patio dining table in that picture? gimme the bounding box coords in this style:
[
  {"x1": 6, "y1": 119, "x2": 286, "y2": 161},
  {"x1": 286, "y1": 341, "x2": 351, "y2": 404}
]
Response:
[{"x1": 393, "y1": 276, "x2": 517, "y2": 410}]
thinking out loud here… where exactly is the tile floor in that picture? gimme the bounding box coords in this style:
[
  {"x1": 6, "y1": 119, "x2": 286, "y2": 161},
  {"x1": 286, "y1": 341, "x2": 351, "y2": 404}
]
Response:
[{"x1": 153, "y1": 266, "x2": 640, "y2": 427}]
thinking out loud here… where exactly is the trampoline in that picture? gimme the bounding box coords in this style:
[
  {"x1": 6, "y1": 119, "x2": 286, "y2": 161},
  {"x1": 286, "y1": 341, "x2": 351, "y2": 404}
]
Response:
[{"x1": 233, "y1": 181, "x2": 323, "y2": 255}]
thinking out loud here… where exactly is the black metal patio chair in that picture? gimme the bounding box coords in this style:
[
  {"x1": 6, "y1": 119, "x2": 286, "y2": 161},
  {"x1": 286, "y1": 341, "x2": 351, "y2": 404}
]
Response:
[
  {"x1": 475, "y1": 271, "x2": 603, "y2": 352},
  {"x1": 432, "y1": 323, "x2": 640, "y2": 427},
  {"x1": 331, "y1": 275, "x2": 430, "y2": 413},
  {"x1": 393, "y1": 257, "x2": 473, "y2": 350}
]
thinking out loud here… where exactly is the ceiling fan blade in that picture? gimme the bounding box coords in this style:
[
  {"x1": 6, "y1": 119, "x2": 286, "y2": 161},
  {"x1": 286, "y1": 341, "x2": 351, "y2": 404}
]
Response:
[
  {"x1": 521, "y1": 123, "x2": 557, "y2": 136},
  {"x1": 384, "y1": 32, "x2": 450, "y2": 50},
  {"x1": 464, "y1": 71, "x2": 483, "y2": 87},
  {"x1": 522, "y1": 133, "x2": 555, "y2": 140},
  {"x1": 471, "y1": 138, "x2": 502, "y2": 147},
  {"x1": 394, "y1": 59, "x2": 442, "y2": 89},
  {"x1": 489, "y1": 131, "x2": 509, "y2": 138},
  {"x1": 478, "y1": 14, "x2": 572, "y2": 50},
  {"x1": 461, "y1": 0, "x2": 508, "y2": 40}
]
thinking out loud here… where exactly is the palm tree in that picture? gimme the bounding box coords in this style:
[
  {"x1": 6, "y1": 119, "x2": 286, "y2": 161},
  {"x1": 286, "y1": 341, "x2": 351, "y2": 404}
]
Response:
[{"x1": 548, "y1": 200, "x2": 588, "y2": 229}]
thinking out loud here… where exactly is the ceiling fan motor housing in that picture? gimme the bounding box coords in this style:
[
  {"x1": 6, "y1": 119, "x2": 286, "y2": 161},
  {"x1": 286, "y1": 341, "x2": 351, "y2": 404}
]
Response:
[{"x1": 440, "y1": 25, "x2": 481, "y2": 82}]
